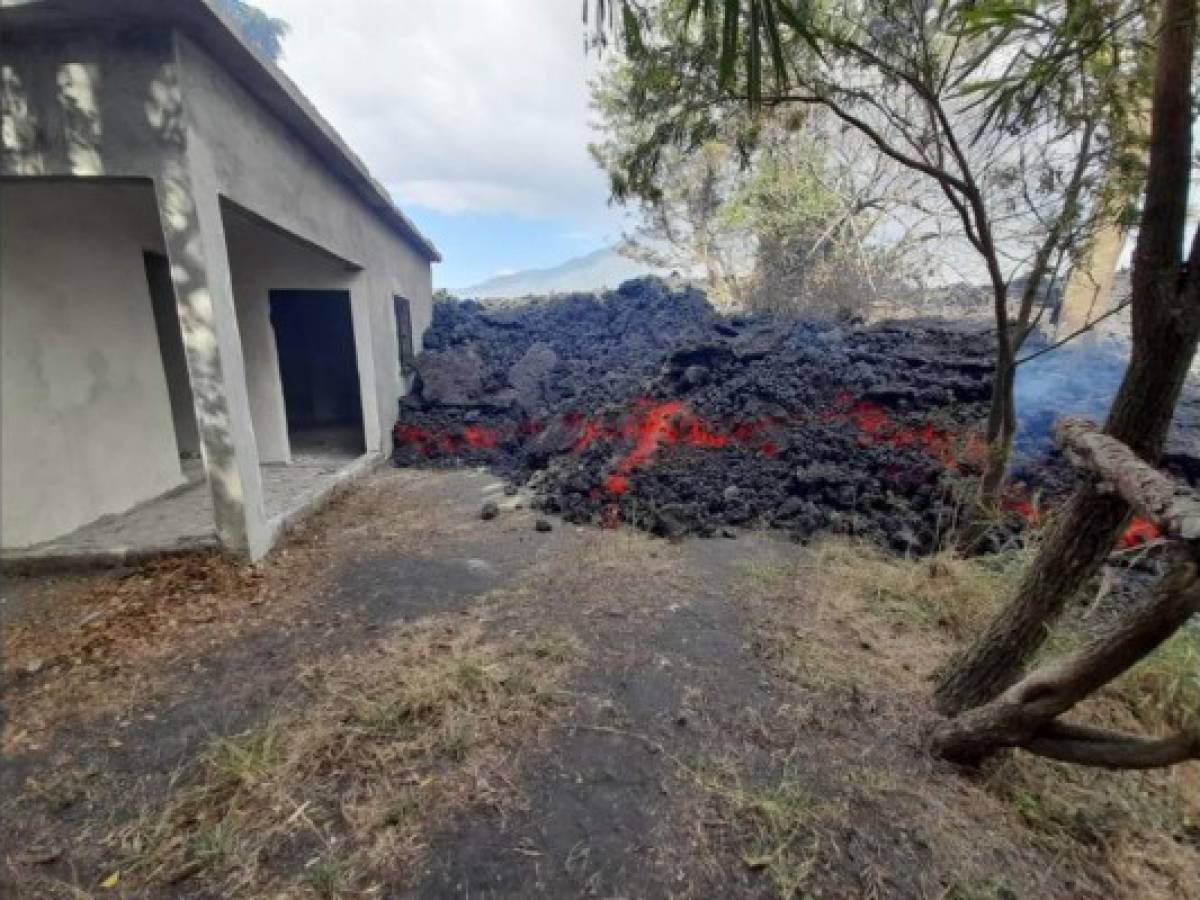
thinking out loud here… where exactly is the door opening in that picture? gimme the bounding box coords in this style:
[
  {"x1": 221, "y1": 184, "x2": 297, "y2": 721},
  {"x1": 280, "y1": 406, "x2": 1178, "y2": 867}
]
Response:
[{"x1": 268, "y1": 289, "x2": 366, "y2": 458}]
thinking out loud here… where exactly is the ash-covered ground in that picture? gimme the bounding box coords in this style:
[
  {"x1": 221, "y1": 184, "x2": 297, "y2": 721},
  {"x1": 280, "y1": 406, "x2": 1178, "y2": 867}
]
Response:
[{"x1": 393, "y1": 278, "x2": 1198, "y2": 552}]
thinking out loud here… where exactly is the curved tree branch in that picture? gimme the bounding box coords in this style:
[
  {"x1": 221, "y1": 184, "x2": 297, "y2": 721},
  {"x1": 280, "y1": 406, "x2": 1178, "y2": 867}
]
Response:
[{"x1": 1027, "y1": 721, "x2": 1200, "y2": 769}]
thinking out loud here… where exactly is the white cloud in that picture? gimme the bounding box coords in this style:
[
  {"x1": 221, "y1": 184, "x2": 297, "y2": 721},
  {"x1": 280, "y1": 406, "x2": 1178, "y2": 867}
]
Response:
[{"x1": 256, "y1": 0, "x2": 616, "y2": 223}]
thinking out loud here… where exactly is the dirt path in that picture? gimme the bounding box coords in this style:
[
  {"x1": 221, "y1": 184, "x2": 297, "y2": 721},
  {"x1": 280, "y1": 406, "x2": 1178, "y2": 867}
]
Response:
[
  {"x1": 411, "y1": 530, "x2": 776, "y2": 898},
  {"x1": 3, "y1": 469, "x2": 1195, "y2": 898}
]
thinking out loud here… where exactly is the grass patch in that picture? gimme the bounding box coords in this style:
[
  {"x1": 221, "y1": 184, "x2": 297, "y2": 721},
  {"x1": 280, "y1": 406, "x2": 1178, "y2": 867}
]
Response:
[
  {"x1": 988, "y1": 758, "x2": 1195, "y2": 864},
  {"x1": 804, "y1": 538, "x2": 1028, "y2": 638},
  {"x1": 738, "y1": 536, "x2": 1199, "y2": 896},
  {"x1": 302, "y1": 856, "x2": 355, "y2": 898},
  {"x1": 780, "y1": 537, "x2": 1197, "y2": 734},
  {"x1": 692, "y1": 764, "x2": 826, "y2": 899},
  {"x1": 1118, "y1": 625, "x2": 1200, "y2": 732},
  {"x1": 111, "y1": 619, "x2": 573, "y2": 895},
  {"x1": 739, "y1": 559, "x2": 797, "y2": 591},
  {"x1": 530, "y1": 630, "x2": 580, "y2": 663}
]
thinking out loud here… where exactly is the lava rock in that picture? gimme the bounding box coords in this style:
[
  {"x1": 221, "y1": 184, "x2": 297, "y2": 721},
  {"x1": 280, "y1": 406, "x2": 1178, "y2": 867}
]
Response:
[
  {"x1": 509, "y1": 342, "x2": 559, "y2": 412},
  {"x1": 480, "y1": 501, "x2": 499, "y2": 521},
  {"x1": 416, "y1": 347, "x2": 486, "y2": 407},
  {"x1": 534, "y1": 518, "x2": 553, "y2": 533},
  {"x1": 391, "y1": 276, "x2": 1190, "y2": 553}
]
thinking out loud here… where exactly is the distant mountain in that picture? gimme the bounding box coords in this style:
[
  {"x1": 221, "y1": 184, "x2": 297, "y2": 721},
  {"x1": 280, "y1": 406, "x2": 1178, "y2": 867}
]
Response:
[{"x1": 455, "y1": 246, "x2": 677, "y2": 299}]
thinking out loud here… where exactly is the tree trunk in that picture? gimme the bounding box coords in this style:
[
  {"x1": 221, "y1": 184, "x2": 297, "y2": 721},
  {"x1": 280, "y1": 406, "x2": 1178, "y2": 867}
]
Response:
[
  {"x1": 932, "y1": 554, "x2": 1200, "y2": 765},
  {"x1": 979, "y1": 349, "x2": 1017, "y2": 504},
  {"x1": 936, "y1": 420, "x2": 1200, "y2": 766},
  {"x1": 934, "y1": 0, "x2": 1200, "y2": 716}
]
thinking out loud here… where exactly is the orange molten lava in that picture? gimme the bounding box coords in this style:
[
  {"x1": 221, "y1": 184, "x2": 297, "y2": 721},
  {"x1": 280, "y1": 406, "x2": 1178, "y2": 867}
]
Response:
[
  {"x1": 842, "y1": 400, "x2": 958, "y2": 467},
  {"x1": 1002, "y1": 494, "x2": 1042, "y2": 525},
  {"x1": 462, "y1": 425, "x2": 499, "y2": 449},
  {"x1": 591, "y1": 399, "x2": 776, "y2": 493},
  {"x1": 397, "y1": 389, "x2": 988, "y2": 501},
  {"x1": 1119, "y1": 517, "x2": 1162, "y2": 549},
  {"x1": 395, "y1": 422, "x2": 502, "y2": 455}
]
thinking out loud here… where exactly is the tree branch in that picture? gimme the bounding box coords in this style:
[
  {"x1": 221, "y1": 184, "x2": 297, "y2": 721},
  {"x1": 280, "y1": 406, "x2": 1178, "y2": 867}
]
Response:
[
  {"x1": 1027, "y1": 721, "x2": 1200, "y2": 769},
  {"x1": 1015, "y1": 297, "x2": 1133, "y2": 365},
  {"x1": 931, "y1": 552, "x2": 1200, "y2": 765},
  {"x1": 1056, "y1": 418, "x2": 1200, "y2": 541}
]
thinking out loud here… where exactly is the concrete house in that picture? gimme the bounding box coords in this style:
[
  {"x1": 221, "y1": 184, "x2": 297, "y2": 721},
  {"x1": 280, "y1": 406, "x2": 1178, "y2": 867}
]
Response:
[{"x1": 1, "y1": 0, "x2": 438, "y2": 564}]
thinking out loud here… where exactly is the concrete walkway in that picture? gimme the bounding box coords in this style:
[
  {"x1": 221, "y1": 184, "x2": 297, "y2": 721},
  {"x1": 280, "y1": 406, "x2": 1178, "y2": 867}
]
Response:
[{"x1": 1, "y1": 428, "x2": 371, "y2": 572}]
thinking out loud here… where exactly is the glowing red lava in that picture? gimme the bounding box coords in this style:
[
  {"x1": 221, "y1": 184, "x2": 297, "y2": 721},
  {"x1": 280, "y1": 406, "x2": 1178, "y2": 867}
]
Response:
[
  {"x1": 1119, "y1": 516, "x2": 1162, "y2": 549},
  {"x1": 841, "y1": 400, "x2": 958, "y2": 467},
  {"x1": 605, "y1": 474, "x2": 631, "y2": 494},
  {"x1": 588, "y1": 399, "x2": 758, "y2": 493},
  {"x1": 397, "y1": 389, "x2": 985, "y2": 500},
  {"x1": 462, "y1": 425, "x2": 499, "y2": 449},
  {"x1": 997, "y1": 499, "x2": 1163, "y2": 551},
  {"x1": 394, "y1": 422, "x2": 501, "y2": 456},
  {"x1": 1002, "y1": 494, "x2": 1042, "y2": 525}
]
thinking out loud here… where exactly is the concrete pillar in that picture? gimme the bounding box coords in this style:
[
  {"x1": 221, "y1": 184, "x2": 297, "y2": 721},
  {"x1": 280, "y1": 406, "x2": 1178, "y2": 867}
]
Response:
[
  {"x1": 236, "y1": 286, "x2": 291, "y2": 465},
  {"x1": 154, "y1": 154, "x2": 271, "y2": 559},
  {"x1": 348, "y1": 279, "x2": 383, "y2": 454}
]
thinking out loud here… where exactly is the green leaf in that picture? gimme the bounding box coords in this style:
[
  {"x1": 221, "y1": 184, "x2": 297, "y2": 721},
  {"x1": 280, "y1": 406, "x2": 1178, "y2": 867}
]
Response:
[{"x1": 622, "y1": 3, "x2": 645, "y2": 57}]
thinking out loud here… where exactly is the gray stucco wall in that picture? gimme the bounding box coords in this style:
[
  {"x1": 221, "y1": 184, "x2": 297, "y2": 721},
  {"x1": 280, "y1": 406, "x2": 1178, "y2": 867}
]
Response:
[
  {"x1": 175, "y1": 34, "x2": 433, "y2": 455},
  {"x1": 1, "y1": 27, "x2": 181, "y2": 178},
  {"x1": 1, "y1": 24, "x2": 433, "y2": 555},
  {"x1": 0, "y1": 181, "x2": 184, "y2": 548}
]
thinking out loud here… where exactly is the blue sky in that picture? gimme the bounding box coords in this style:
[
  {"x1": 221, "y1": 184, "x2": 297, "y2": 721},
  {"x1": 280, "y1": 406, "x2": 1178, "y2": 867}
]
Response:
[
  {"x1": 411, "y1": 210, "x2": 623, "y2": 289},
  {"x1": 256, "y1": 0, "x2": 630, "y2": 289}
]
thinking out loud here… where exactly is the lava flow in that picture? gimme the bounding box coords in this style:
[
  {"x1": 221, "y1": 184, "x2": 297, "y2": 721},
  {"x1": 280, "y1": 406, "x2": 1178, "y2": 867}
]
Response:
[
  {"x1": 999, "y1": 492, "x2": 1162, "y2": 550},
  {"x1": 1119, "y1": 516, "x2": 1163, "y2": 549},
  {"x1": 574, "y1": 399, "x2": 737, "y2": 494},
  {"x1": 396, "y1": 390, "x2": 988, "y2": 498},
  {"x1": 394, "y1": 422, "x2": 503, "y2": 456},
  {"x1": 836, "y1": 396, "x2": 962, "y2": 468}
]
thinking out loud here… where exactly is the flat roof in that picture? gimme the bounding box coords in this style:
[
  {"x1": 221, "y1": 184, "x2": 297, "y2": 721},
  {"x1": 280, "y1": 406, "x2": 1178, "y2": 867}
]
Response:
[{"x1": 0, "y1": 0, "x2": 441, "y2": 262}]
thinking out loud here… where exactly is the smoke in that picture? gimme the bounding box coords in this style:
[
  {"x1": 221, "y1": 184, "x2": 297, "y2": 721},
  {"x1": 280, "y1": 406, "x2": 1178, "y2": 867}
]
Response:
[{"x1": 1013, "y1": 332, "x2": 1131, "y2": 459}]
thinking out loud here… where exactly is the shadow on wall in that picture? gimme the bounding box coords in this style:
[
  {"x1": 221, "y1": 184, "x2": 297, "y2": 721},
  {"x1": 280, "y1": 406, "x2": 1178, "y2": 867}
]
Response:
[
  {"x1": 149, "y1": 58, "x2": 259, "y2": 549},
  {"x1": 3, "y1": 57, "x2": 108, "y2": 175}
]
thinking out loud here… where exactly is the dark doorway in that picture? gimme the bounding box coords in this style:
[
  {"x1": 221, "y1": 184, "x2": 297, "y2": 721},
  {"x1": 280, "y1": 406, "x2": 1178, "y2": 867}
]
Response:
[
  {"x1": 269, "y1": 290, "x2": 365, "y2": 456},
  {"x1": 145, "y1": 251, "x2": 202, "y2": 461}
]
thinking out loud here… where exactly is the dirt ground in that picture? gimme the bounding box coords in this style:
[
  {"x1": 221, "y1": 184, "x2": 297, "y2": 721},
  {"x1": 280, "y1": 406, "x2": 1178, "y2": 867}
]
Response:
[{"x1": 2, "y1": 468, "x2": 1197, "y2": 898}]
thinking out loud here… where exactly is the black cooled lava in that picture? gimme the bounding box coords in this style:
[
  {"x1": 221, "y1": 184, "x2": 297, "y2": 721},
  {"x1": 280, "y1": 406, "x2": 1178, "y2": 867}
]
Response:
[
  {"x1": 393, "y1": 278, "x2": 1199, "y2": 551},
  {"x1": 392, "y1": 278, "x2": 1017, "y2": 551}
]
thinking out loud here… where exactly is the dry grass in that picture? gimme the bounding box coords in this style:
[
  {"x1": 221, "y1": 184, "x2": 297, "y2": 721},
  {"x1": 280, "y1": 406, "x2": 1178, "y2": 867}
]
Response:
[
  {"x1": 107, "y1": 615, "x2": 574, "y2": 896},
  {"x1": 1103, "y1": 626, "x2": 1200, "y2": 733},
  {"x1": 803, "y1": 538, "x2": 1031, "y2": 638},
  {"x1": 735, "y1": 536, "x2": 1200, "y2": 899},
  {"x1": 689, "y1": 760, "x2": 827, "y2": 899},
  {"x1": 2, "y1": 471, "x2": 469, "y2": 753},
  {"x1": 527, "y1": 527, "x2": 692, "y2": 603},
  {"x1": 782, "y1": 537, "x2": 1198, "y2": 736}
]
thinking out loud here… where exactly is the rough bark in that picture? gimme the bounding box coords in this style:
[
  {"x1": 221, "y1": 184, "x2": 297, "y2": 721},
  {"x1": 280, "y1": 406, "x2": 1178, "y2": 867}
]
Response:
[
  {"x1": 931, "y1": 555, "x2": 1200, "y2": 765},
  {"x1": 979, "y1": 351, "x2": 1016, "y2": 504},
  {"x1": 1027, "y1": 721, "x2": 1200, "y2": 769},
  {"x1": 1057, "y1": 418, "x2": 1200, "y2": 541},
  {"x1": 933, "y1": 0, "x2": 1200, "y2": 716}
]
